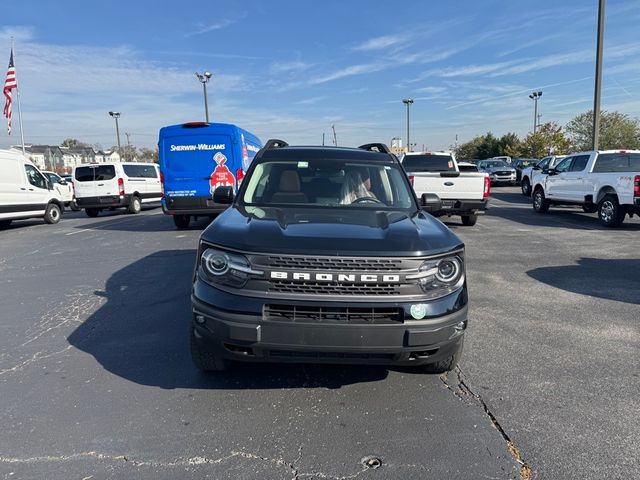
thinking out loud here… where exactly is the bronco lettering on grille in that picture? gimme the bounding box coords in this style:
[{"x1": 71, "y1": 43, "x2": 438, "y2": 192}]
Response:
[{"x1": 269, "y1": 271, "x2": 401, "y2": 283}]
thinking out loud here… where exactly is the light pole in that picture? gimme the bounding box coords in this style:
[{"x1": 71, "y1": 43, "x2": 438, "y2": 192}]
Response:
[
  {"x1": 195, "y1": 71, "x2": 213, "y2": 122},
  {"x1": 402, "y1": 99, "x2": 414, "y2": 152},
  {"x1": 592, "y1": 0, "x2": 606, "y2": 150},
  {"x1": 108, "y1": 111, "x2": 122, "y2": 154},
  {"x1": 529, "y1": 91, "x2": 542, "y2": 134}
]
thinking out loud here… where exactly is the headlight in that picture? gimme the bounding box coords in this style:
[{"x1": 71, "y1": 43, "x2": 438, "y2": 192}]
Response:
[
  {"x1": 200, "y1": 247, "x2": 262, "y2": 288},
  {"x1": 407, "y1": 254, "x2": 465, "y2": 299}
]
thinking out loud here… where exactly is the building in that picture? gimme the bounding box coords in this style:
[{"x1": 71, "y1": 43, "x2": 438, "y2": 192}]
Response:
[{"x1": 11, "y1": 145, "x2": 65, "y2": 171}]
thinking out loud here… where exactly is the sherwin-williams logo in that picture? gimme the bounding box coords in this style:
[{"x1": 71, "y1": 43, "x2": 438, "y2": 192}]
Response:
[
  {"x1": 269, "y1": 271, "x2": 401, "y2": 283},
  {"x1": 170, "y1": 144, "x2": 225, "y2": 152}
]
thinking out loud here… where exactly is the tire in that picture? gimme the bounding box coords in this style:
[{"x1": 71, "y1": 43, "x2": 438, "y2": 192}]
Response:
[
  {"x1": 521, "y1": 178, "x2": 531, "y2": 196},
  {"x1": 421, "y1": 338, "x2": 464, "y2": 374},
  {"x1": 190, "y1": 328, "x2": 229, "y2": 372},
  {"x1": 461, "y1": 214, "x2": 478, "y2": 226},
  {"x1": 173, "y1": 215, "x2": 190, "y2": 229},
  {"x1": 598, "y1": 194, "x2": 625, "y2": 227},
  {"x1": 582, "y1": 204, "x2": 597, "y2": 214},
  {"x1": 85, "y1": 208, "x2": 100, "y2": 218},
  {"x1": 127, "y1": 195, "x2": 142, "y2": 214},
  {"x1": 44, "y1": 203, "x2": 62, "y2": 224},
  {"x1": 0, "y1": 219, "x2": 12, "y2": 229},
  {"x1": 70, "y1": 201, "x2": 81, "y2": 212},
  {"x1": 532, "y1": 188, "x2": 550, "y2": 213}
]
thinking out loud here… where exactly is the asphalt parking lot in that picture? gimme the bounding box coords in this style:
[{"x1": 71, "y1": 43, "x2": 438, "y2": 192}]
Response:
[{"x1": 1, "y1": 188, "x2": 638, "y2": 480}]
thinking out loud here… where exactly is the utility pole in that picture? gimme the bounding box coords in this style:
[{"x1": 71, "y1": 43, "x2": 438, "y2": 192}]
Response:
[
  {"x1": 537, "y1": 114, "x2": 543, "y2": 130},
  {"x1": 592, "y1": 0, "x2": 606, "y2": 150},
  {"x1": 402, "y1": 99, "x2": 414, "y2": 152},
  {"x1": 195, "y1": 71, "x2": 213, "y2": 122},
  {"x1": 108, "y1": 111, "x2": 122, "y2": 155},
  {"x1": 529, "y1": 91, "x2": 542, "y2": 133},
  {"x1": 125, "y1": 132, "x2": 132, "y2": 161},
  {"x1": 322, "y1": 132, "x2": 325, "y2": 146},
  {"x1": 332, "y1": 124, "x2": 337, "y2": 146}
]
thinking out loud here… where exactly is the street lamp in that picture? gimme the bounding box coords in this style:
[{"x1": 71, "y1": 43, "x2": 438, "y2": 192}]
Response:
[
  {"x1": 528, "y1": 91, "x2": 542, "y2": 134},
  {"x1": 108, "y1": 111, "x2": 122, "y2": 154},
  {"x1": 195, "y1": 71, "x2": 213, "y2": 123},
  {"x1": 402, "y1": 99, "x2": 414, "y2": 152},
  {"x1": 592, "y1": 0, "x2": 606, "y2": 150}
]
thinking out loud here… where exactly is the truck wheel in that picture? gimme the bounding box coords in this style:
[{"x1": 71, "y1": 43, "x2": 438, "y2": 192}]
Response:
[
  {"x1": 44, "y1": 203, "x2": 62, "y2": 224},
  {"x1": 127, "y1": 195, "x2": 142, "y2": 214},
  {"x1": 598, "y1": 194, "x2": 625, "y2": 227},
  {"x1": 521, "y1": 178, "x2": 531, "y2": 196},
  {"x1": 582, "y1": 204, "x2": 597, "y2": 213},
  {"x1": 190, "y1": 328, "x2": 229, "y2": 372},
  {"x1": 70, "y1": 201, "x2": 81, "y2": 212},
  {"x1": 532, "y1": 188, "x2": 550, "y2": 213},
  {"x1": 173, "y1": 215, "x2": 190, "y2": 229},
  {"x1": 85, "y1": 208, "x2": 100, "y2": 218},
  {"x1": 0, "y1": 219, "x2": 12, "y2": 229},
  {"x1": 421, "y1": 338, "x2": 464, "y2": 374},
  {"x1": 461, "y1": 214, "x2": 477, "y2": 226}
]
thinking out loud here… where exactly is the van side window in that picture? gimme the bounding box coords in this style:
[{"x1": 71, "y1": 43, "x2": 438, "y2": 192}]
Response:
[
  {"x1": 143, "y1": 165, "x2": 158, "y2": 178},
  {"x1": 25, "y1": 165, "x2": 47, "y2": 189},
  {"x1": 95, "y1": 165, "x2": 116, "y2": 180}
]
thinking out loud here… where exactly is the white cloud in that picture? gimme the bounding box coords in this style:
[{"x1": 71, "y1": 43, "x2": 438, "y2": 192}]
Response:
[
  {"x1": 308, "y1": 63, "x2": 387, "y2": 85},
  {"x1": 295, "y1": 96, "x2": 327, "y2": 105},
  {"x1": 184, "y1": 15, "x2": 245, "y2": 37},
  {"x1": 270, "y1": 61, "x2": 311, "y2": 74},
  {"x1": 351, "y1": 34, "x2": 408, "y2": 52}
]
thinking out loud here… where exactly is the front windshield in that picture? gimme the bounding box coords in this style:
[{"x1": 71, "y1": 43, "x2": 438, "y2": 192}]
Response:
[
  {"x1": 241, "y1": 159, "x2": 415, "y2": 210},
  {"x1": 483, "y1": 161, "x2": 509, "y2": 168}
]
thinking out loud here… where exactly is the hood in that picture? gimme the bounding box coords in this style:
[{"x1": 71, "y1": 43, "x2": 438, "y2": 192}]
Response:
[
  {"x1": 201, "y1": 206, "x2": 463, "y2": 257},
  {"x1": 485, "y1": 166, "x2": 516, "y2": 173}
]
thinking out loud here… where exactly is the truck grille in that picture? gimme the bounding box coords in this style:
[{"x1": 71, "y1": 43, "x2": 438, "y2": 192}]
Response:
[
  {"x1": 269, "y1": 281, "x2": 400, "y2": 296},
  {"x1": 264, "y1": 304, "x2": 403, "y2": 324},
  {"x1": 268, "y1": 255, "x2": 402, "y2": 271}
]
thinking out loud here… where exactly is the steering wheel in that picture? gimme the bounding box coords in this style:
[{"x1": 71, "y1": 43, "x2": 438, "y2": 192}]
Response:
[{"x1": 352, "y1": 197, "x2": 383, "y2": 204}]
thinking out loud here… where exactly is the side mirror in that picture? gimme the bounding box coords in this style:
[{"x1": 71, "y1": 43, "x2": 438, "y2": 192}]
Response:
[
  {"x1": 547, "y1": 168, "x2": 557, "y2": 176},
  {"x1": 59, "y1": 179, "x2": 67, "y2": 185},
  {"x1": 420, "y1": 193, "x2": 442, "y2": 213},
  {"x1": 213, "y1": 185, "x2": 234, "y2": 204},
  {"x1": 46, "y1": 179, "x2": 53, "y2": 190}
]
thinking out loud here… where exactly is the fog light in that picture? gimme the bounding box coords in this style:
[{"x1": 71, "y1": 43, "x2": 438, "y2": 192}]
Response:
[
  {"x1": 454, "y1": 321, "x2": 467, "y2": 332},
  {"x1": 195, "y1": 315, "x2": 206, "y2": 324}
]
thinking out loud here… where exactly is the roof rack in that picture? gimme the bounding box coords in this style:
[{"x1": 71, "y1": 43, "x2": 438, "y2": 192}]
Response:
[
  {"x1": 358, "y1": 143, "x2": 391, "y2": 154},
  {"x1": 263, "y1": 139, "x2": 289, "y2": 150}
]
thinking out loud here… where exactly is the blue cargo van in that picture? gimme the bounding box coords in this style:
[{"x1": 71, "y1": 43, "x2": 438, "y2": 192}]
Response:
[{"x1": 158, "y1": 122, "x2": 262, "y2": 228}]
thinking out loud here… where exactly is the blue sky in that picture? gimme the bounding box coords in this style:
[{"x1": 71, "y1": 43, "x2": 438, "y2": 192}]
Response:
[{"x1": 2, "y1": 0, "x2": 640, "y2": 151}]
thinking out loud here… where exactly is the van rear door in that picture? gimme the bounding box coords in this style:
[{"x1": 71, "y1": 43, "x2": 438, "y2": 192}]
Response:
[
  {"x1": 74, "y1": 166, "x2": 97, "y2": 199},
  {"x1": 162, "y1": 134, "x2": 235, "y2": 199}
]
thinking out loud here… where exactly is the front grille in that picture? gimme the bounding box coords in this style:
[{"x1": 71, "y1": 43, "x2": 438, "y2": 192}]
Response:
[
  {"x1": 269, "y1": 281, "x2": 400, "y2": 295},
  {"x1": 267, "y1": 256, "x2": 402, "y2": 271},
  {"x1": 495, "y1": 171, "x2": 512, "y2": 176},
  {"x1": 264, "y1": 304, "x2": 403, "y2": 324}
]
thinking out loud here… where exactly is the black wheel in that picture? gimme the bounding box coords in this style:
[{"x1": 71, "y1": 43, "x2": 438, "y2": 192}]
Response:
[
  {"x1": 173, "y1": 215, "x2": 190, "y2": 229},
  {"x1": 44, "y1": 203, "x2": 62, "y2": 224},
  {"x1": 85, "y1": 208, "x2": 100, "y2": 218},
  {"x1": 521, "y1": 178, "x2": 531, "y2": 196},
  {"x1": 532, "y1": 188, "x2": 550, "y2": 213},
  {"x1": 421, "y1": 338, "x2": 464, "y2": 374},
  {"x1": 190, "y1": 328, "x2": 229, "y2": 372},
  {"x1": 582, "y1": 204, "x2": 597, "y2": 214},
  {"x1": 127, "y1": 195, "x2": 142, "y2": 214},
  {"x1": 461, "y1": 214, "x2": 477, "y2": 226},
  {"x1": 70, "y1": 201, "x2": 81, "y2": 212},
  {"x1": 0, "y1": 219, "x2": 12, "y2": 229},
  {"x1": 598, "y1": 194, "x2": 625, "y2": 227}
]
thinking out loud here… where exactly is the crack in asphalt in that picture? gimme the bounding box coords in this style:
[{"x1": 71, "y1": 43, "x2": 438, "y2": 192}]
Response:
[{"x1": 440, "y1": 367, "x2": 532, "y2": 480}]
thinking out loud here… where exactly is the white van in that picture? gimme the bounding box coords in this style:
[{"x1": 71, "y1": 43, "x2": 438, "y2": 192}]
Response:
[
  {"x1": 0, "y1": 149, "x2": 65, "y2": 228},
  {"x1": 73, "y1": 162, "x2": 162, "y2": 217},
  {"x1": 42, "y1": 171, "x2": 80, "y2": 210}
]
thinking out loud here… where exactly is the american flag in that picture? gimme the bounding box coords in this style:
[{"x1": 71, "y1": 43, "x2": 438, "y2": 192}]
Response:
[{"x1": 3, "y1": 48, "x2": 17, "y2": 135}]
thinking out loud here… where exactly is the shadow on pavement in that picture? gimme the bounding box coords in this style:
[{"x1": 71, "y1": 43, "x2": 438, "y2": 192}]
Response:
[
  {"x1": 67, "y1": 250, "x2": 388, "y2": 389},
  {"x1": 527, "y1": 257, "x2": 640, "y2": 305},
  {"x1": 69, "y1": 210, "x2": 215, "y2": 233},
  {"x1": 488, "y1": 191, "x2": 640, "y2": 231}
]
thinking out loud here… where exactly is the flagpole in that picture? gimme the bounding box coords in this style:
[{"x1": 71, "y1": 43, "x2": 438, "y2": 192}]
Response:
[{"x1": 10, "y1": 37, "x2": 26, "y2": 155}]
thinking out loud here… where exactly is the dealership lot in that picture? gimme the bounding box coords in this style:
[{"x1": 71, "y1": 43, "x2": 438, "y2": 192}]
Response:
[{"x1": 0, "y1": 189, "x2": 638, "y2": 480}]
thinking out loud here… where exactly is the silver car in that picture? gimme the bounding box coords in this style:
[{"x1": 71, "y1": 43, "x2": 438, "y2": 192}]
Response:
[{"x1": 477, "y1": 160, "x2": 517, "y2": 185}]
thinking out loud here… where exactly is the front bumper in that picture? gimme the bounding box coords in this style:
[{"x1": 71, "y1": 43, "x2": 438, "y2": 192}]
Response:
[{"x1": 191, "y1": 282, "x2": 468, "y2": 366}]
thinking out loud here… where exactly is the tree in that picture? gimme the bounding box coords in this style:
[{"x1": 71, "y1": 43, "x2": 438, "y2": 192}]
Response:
[
  {"x1": 565, "y1": 110, "x2": 640, "y2": 151},
  {"x1": 520, "y1": 122, "x2": 572, "y2": 158},
  {"x1": 138, "y1": 147, "x2": 159, "y2": 163},
  {"x1": 60, "y1": 138, "x2": 89, "y2": 149},
  {"x1": 499, "y1": 132, "x2": 523, "y2": 158}
]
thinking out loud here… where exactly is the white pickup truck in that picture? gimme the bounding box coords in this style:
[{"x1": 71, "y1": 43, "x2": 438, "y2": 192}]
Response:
[
  {"x1": 531, "y1": 150, "x2": 640, "y2": 227},
  {"x1": 401, "y1": 151, "x2": 490, "y2": 226}
]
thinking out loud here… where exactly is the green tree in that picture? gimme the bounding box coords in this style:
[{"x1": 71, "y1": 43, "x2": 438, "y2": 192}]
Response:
[
  {"x1": 454, "y1": 137, "x2": 482, "y2": 160},
  {"x1": 520, "y1": 122, "x2": 571, "y2": 158},
  {"x1": 61, "y1": 138, "x2": 89, "y2": 148},
  {"x1": 565, "y1": 110, "x2": 640, "y2": 151},
  {"x1": 499, "y1": 132, "x2": 523, "y2": 158},
  {"x1": 475, "y1": 132, "x2": 501, "y2": 159}
]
